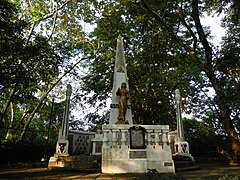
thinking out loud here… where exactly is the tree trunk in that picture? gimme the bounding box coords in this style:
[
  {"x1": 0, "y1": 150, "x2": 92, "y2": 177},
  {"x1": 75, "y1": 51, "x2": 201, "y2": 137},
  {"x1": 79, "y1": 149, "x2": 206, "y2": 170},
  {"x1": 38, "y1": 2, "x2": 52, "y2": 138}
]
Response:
[
  {"x1": 192, "y1": 0, "x2": 240, "y2": 162},
  {"x1": 205, "y1": 68, "x2": 240, "y2": 162},
  {"x1": 20, "y1": 98, "x2": 46, "y2": 140},
  {"x1": 0, "y1": 88, "x2": 15, "y2": 130},
  {"x1": 140, "y1": 0, "x2": 240, "y2": 163},
  {"x1": 5, "y1": 102, "x2": 15, "y2": 140}
]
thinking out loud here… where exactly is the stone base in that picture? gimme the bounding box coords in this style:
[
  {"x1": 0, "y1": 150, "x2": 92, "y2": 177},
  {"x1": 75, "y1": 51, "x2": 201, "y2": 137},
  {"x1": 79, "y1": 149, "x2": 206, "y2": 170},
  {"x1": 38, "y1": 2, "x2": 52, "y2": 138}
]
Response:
[
  {"x1": 173, "y1": 153, "x2": 199, "y2": 172},
  {"x1": 173, "y1": 152, "x2": 195, "y2": 162},
  {"x1": 55, "y1": 139, "x2": 69, "y2": 155},
  {"x1": 102, "y1": 147, "x2": 175, "y2": 174},
  {"x1": 48, "y1": 155, "x2": 101, "y2": 170}
]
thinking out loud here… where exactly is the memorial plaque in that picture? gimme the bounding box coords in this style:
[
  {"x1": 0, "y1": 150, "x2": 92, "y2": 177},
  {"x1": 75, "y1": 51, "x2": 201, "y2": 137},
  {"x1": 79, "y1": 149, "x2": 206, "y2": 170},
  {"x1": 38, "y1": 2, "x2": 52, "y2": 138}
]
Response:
[
  {"x1": 129, "y1": 151, "x2": 146, "y2": 158},
  {"x1": 129, "y1": 126, "x2": 146, "y2": 149},
  {"x1": 164, "y1": 162, "x2": 173, "y2": 166}
]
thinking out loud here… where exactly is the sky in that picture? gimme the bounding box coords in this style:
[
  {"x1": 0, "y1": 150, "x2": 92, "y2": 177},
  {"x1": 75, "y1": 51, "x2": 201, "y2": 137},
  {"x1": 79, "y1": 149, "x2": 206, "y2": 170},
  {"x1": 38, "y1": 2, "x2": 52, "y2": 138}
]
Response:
[{"x1": 201, "y1": 13, "x2": 225, "y2": 45}]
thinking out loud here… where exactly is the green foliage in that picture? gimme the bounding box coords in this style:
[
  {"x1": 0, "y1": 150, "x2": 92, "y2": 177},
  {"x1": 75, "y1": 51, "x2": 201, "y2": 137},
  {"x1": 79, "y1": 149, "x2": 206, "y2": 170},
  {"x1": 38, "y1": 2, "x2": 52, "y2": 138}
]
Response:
[
  {"x1": 0, "y1": 0, "x2": 63, "y2": 143},
  {"x1": 205, "y1": 0, "x2": 240, "y2": 117},
  {"x1": 219, "y1": 172, "x2": 240, "y2": 180},
  {"x1": 0, "y1": 0, "x2": 61, "y2": 92},
  {"x1": 183, "y1": 118, "x2": 226, "y2": 156},
  {"x1": 211, "y1": 0, "x2": 240, "y2": 134},
  {"x1": 80, "y1": 0, "x2": 204, "y2": 127},
  {"x1": 78, "y1": 0, "x2": 239, "y2": 161},
  {"x1": 0, "y1": 0, "x2": 239, "y2": 162},
  {"x1": 23, "y1": 99, "x2": 64, "y2": 144},
  {"x1": 0, "y1": 0, "x2": 99, "y2": 142}
]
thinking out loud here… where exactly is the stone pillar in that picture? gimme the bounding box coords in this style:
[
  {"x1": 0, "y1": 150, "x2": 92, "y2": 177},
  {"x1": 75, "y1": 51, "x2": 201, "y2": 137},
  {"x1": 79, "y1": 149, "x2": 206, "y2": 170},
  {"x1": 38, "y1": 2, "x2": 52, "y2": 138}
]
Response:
[
  {"x1": 111, "y1": 129, "x2": 118, "y2": 148},
  {"x1": 61, "y1": 84, "x2": 72, "y2": 139},
  {"x1": 174, "y1": 89, "x2": 195, "y2": 161},
  {"x1": 146, "y1": 129, "x2": 152, "y2": 149},
  {"x1": 175, "y1": 89, "x2": 184, "y2": 141},
  {"x1": 120, "y1": 129, "x2": 128, "y2": 148},
  {"x1": 154, "y1": 130, "x2": 161, "y2": 148},
  {"x1": 55, "y1": 84, "x2": 72, "y2": 156},
  {"x1": 102, "y1": 130, "x2": 109, "y2": 147},
  {"x1": 91, "y1": 128, "x2": 103, "y2": 155},
  {"x1": 162, "y1": 129, "x2": 168, "y2": 148}
]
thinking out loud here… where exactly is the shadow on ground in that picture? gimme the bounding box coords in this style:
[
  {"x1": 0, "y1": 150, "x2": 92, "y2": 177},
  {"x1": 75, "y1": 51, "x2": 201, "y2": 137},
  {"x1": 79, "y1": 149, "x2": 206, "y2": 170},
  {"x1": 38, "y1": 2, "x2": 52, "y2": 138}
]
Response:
[{"x1": 0, "y1": 159, "x2": 239, "y2": 179}]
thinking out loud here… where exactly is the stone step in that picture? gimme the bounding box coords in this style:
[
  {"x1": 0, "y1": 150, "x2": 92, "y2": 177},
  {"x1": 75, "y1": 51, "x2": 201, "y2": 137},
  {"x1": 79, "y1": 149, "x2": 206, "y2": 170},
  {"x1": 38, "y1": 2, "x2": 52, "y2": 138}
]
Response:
[
  {"x1": 49, "y1": 154, "x2": 200, "y2": 172},
  {"x1": 62, "y1": 155, "x2": 101, "y2": 162},
  {"x1": 48, "y1": 155, "x2": 101, "y2": 170}
]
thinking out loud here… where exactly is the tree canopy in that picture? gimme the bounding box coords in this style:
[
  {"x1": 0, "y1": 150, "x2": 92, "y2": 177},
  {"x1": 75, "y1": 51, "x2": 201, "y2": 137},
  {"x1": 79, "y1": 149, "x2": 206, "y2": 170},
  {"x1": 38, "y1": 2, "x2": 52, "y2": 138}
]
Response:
[
  {"x1": 0, "y1": 0, "x2": 239, "y2": 162},
  {"x1": 0, "y1": 0, "x2": 95, "y2": 142},
  {"x1": 80, "y1": 0, "x2": 240, "y2": 162}
]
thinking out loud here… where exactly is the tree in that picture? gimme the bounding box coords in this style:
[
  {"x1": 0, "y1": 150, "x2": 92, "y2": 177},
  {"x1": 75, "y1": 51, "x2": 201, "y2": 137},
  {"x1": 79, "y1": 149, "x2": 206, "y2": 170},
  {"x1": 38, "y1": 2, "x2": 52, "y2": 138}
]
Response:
[
  {"x1": 0, "y1": 0, "x2": 63, "y2": 141},
  {"x1": 79, "y1": 0, "x2": 239, "y2": 162},
  {"x1": 80, "y1": 0, "x2": 198, "y2": 129},
  {"x1": 138, "y1": 0, "x2": 240, "y2": 162},
  {"x1": 0, "y1": 0, "x2": 98, "y2": 142},
  {"x1": 183, "y1": 118, "x2": 225, "y2": 157}
]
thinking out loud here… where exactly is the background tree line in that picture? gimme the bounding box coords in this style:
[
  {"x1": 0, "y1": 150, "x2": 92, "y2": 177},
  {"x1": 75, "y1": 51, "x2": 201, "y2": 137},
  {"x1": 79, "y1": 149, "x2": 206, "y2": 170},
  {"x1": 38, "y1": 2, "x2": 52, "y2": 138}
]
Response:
[{"x1": 0, "y1": 0, "x2": 239, "y2": 163}]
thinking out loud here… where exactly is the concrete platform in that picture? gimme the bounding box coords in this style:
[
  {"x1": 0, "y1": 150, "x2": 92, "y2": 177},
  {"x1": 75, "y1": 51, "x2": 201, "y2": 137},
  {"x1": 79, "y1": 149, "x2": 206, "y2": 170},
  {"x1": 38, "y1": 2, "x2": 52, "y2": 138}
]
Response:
[{"x1": 48, "y1": 155, "x2": 101, "y2": 170}]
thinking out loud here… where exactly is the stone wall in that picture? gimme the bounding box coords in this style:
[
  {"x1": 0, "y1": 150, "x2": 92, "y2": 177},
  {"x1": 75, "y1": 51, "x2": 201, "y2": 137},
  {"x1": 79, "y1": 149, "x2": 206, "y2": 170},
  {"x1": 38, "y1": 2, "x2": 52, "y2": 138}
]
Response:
[{"x1": 68, "y1": 130, "x2": 95, "y2": 155}]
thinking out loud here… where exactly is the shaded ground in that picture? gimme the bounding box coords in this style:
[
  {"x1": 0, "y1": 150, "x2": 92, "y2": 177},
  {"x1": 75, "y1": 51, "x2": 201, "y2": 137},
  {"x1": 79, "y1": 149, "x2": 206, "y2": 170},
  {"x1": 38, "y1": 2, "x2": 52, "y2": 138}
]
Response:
[{"x1": 0, "y1": 160, "x2": 239, "y2": 179}]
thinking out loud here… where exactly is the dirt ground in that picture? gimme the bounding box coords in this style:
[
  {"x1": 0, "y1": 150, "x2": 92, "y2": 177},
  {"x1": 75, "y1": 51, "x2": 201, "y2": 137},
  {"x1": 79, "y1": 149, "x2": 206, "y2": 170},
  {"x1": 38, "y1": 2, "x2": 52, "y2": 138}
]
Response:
[{"x1": 0, "y1": 161, "x2": 239, "y2": 180}]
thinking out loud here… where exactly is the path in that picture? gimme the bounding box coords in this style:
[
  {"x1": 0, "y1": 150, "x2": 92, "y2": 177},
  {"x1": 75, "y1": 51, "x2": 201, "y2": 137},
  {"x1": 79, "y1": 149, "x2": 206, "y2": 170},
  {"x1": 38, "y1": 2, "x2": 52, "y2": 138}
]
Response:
[{"x1": 0, "y1": 161, "x2": 239, "y2": 179}]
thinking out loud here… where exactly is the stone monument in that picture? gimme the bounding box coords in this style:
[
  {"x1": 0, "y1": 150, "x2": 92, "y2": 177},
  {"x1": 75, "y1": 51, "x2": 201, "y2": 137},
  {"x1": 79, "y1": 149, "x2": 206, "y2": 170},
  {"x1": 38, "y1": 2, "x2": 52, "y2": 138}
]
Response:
[
  {"x1": 49, "y1": 84, "x2": 102, "y2": 169},
  {"x1": 54, "y1": 84, "x2": 72, "y2": 156},
  {"x1": 175, "y1": 89, "x2": 184, "y2": 142},
  {"x1": 174, "y1": 89, "x2": 195, "y2": 161},
  {"x1": 101, "y1": 36, "x2": 175, "y2": 173},
  {"x1": 109, "y1": 35, "x2": 133, "y2": 125},
  {"x1": 48, "y1": 84, "x2": 72, "y2": 167}
]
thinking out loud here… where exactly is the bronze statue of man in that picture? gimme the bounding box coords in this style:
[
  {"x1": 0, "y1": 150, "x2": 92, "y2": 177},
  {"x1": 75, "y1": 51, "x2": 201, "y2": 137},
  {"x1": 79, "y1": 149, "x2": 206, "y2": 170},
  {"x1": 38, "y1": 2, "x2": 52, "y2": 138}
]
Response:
[{"x1": 116, "y1": 82, "x2": 129, "y2": 124}]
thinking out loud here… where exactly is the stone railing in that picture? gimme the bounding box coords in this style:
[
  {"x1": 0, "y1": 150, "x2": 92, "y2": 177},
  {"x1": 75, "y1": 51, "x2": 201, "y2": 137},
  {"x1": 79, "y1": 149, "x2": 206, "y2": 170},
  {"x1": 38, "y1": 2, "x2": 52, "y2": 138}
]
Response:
[
  {"x1": 102, "y1": 124, "x2": 170, "y2": 149},
  {"x1": 67, "y1": 125, "x2": 175, "y2": 156}
]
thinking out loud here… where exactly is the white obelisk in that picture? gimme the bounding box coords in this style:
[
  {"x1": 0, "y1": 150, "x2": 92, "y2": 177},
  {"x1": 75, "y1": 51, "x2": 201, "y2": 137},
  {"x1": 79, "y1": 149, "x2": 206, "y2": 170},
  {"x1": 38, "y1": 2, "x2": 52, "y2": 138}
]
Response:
[
  {"x1": 55, "y1": 84, "x2": 72, "y2": 156},
  {"x1": 109, "y1": 35, "x2": 133, "y2": 125}
]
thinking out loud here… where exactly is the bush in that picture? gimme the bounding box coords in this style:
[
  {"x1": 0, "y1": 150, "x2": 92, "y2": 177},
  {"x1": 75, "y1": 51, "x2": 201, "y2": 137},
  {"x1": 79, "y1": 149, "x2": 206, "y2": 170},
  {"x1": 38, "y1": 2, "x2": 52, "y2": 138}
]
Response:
[{"x1": 219, "y1": 172, "x2": 240, "y2": 180}]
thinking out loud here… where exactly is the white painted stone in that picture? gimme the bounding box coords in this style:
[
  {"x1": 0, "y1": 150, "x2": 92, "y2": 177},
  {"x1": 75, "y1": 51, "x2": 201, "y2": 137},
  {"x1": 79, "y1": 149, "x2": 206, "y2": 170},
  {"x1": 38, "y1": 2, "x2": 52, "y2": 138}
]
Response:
[
  {"x1": 174, "y1": 89, "x2": 195, "y2": 162},
  {"x1": 101, "y1": 124, "x2": 175, "y2": 173},
  {"x1": 53, "y1": 85, "x2": 72, "y2": 157},
  {"x1": 109, "y1": 35, "x2": 133, "y2": 125},
  {"x1": 55, "y1": 139, "x2": 69, "y2": 156},
  {"x1": 175, "y1": 89, "x2": 184, "y2": 141},
  {"x1": 100, "y1": 36, "x2": 175, "y2": 173},
  {"x1": 91, "y1": 133, "x2": 103, "y2": 155}
]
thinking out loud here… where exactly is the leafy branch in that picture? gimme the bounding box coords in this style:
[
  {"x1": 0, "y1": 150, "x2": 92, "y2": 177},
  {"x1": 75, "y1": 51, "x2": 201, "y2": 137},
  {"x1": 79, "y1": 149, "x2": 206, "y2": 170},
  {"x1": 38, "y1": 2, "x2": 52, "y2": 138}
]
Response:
[
  {"x1": 24, "y1": 0, "x2": 71, "y2": 47},
  {"x1": 20, "y1": 54, "x2": 93, "y2": 140}
]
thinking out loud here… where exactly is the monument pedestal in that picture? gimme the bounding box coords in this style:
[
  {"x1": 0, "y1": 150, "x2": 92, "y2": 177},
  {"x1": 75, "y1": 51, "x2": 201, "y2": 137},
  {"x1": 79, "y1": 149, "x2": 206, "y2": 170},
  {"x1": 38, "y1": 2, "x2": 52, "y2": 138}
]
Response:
[
  {"x1": 101, "y1": 124, "x2": 175, "y2": 173},
  {"x1": 55, "y1": 139, "x2": 70, "y2": 156},
  {"x1": 174, "y1": 140, "x2": 195, "y2": 162},
  {"x1": 48, "y1": 139, "x2": 69, "y2": 168},
  {"x1": 48, "y1": 155, "x2": 101, "y2": 170}
]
